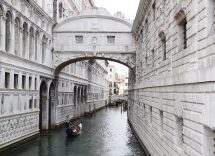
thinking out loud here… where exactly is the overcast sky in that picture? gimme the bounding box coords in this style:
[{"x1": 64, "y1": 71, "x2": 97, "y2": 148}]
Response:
[
  {"x1": 94, "y1": 0, "x2": 140, "y2": 75},
  {"x1": 94, "y1": 0, "x2": 140, "y2": 20}
]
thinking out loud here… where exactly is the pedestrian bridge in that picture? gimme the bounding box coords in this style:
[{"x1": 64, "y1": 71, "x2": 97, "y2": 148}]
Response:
[
  {"x1": 53, "y1": 8, "x2": 136, "y2": 77},
  {"x1": 109, "y1": 95, "x2": 128, "y2": 102}
]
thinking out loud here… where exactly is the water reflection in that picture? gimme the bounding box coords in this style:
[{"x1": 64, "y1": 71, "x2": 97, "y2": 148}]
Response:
[{"x1": 7, "y1": 107, "x2": 145, "y2": 156}]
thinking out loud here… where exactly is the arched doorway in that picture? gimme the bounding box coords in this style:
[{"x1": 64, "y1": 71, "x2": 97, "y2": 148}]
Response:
[
  {"x1": 39, "y1": 81, "x2": 48, "y2": 132},
  {"x1": 49, "y1": 82, "x2": 56, "y2": 129}
]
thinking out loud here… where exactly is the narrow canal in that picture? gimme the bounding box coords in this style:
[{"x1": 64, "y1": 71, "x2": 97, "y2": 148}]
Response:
[{"x1": 7, "y1": 107, "x2": 145, "y2": 156}]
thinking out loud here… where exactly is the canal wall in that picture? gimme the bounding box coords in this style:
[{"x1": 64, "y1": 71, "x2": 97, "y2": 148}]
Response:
[
  {"x1": 55, "y1": 99, "x2": 106, "y2": 126},
  {"x1": 130, "y1": 0, "x2": 215, "y2": 155},
  {"x1": 0, "y1": 112, "x2": 39, "y2": 149}
]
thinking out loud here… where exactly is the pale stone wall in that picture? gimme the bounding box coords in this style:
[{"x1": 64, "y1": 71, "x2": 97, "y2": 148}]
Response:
[{"x1": 129, "y1": 0, "x2": 215, "y2": 155}]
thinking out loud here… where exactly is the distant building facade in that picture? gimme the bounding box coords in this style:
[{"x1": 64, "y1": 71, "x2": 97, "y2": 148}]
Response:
[
  {"x1": 108, "y1": 65, "x2": 118, "y2": 95},
  {"x1": 117, "y1": 75, "x2": 128, "y2": 96}
]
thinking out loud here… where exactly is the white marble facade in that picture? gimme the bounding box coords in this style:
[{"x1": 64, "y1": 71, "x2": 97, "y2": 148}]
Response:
[
  {"x1": 129, "y1": 0, "x2": 215, "y2": 155},
  {"x1": 0, "y1": 0, "x2": 109, "y2": 149}
]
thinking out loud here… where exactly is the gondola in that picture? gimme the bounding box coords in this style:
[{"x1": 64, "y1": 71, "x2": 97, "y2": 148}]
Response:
[{"x1": 65, "y1": 121, "x2": 82, "y2": 136}]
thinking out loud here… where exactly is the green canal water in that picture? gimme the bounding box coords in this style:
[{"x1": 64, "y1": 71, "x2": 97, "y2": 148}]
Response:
[{"x1": 7, "y1": 107, "x2": 146, "y2": 156}]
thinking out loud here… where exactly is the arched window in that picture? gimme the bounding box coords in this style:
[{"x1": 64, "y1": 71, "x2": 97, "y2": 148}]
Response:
[
  {"x1": 42, "y1": 35, "x2": 47, "y2": 63},
  {"x1": 22, "y1": 22, "x2": 28, "y2": 57},
  {"x1": 0, "y1": 5, "x2": 3, "y2": 48},
  {"x1": 15, "y1": 17, "x2": 20, "y2": 56},
  {"x1": 175, "y1": 10, "x2": 187, "y2": 50},
  {"x1": 5, "y1": 11, "x2": 12, "y2": 52},
  {"x1": 29, "y1": 27, "x2": 34, "y2": 60},
  {"x1": 35, "y1": 31, "x2": 39, "y2": 62},
  {"x1": 159, "y1": 32, "x2": 167, "y2": 61},
  {"x1": 59, "y1": 2, "x2": 63, "y2": 18}
]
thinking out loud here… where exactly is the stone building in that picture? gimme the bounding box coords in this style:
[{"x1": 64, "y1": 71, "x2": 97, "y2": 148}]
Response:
[
  {"x1": 0, "y1": 0, "x2": 109, "y2": 149},
  {"x1": 129, "y1": 0, "x2": 215, "y2": 155},
  {"x1": 108, "y1": 65, "x2": 119, "y2": 95},
  {"x1": 117, "y1": 75, "x2": 128, "y2": 96}
]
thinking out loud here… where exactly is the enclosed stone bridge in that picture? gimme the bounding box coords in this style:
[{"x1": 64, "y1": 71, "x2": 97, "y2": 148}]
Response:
[
  {"x1": 53, "y1": 8, "x2": 136, "y2": 77},
  {"x1": 110, "y1": 95, "x2": 128, "y2": 102}
]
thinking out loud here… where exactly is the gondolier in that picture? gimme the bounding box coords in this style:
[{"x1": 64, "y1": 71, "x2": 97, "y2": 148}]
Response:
[{"x1": 65, "y1": 119, "x2": 82, "y2": 136}]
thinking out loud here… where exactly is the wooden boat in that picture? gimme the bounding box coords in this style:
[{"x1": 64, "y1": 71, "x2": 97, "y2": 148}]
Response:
[{"x1": 65, "y1": 122, "x2": 82, "y2": 136}]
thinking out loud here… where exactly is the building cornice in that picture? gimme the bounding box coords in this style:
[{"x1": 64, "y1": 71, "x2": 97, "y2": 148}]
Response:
[
  {"x1": 29, "y1": 0, "x2": 55, "y2": 25},
  {"x1": 132, "y1": 0, "x2": 151, "y2": 34}
]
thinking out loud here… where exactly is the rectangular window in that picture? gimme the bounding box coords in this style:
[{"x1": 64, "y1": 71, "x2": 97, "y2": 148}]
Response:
[
  {"x1": 29, "y1": 76, "x2": 32, "y2": 90},
  {"x1": 149, "y1": 106, "x2": 152, "y2": 124},
  {"x1": 152, "y1": 49, "x2": 155, "y2": 66},
  {"x1": 5, "y1": 72, "x2": 10, "y2": 88},
  {"x1": 114, "y1": 82, "x2": 116, "y2": 87},
  {"x1": 159, "y1": 110, "x2": 163, "y2": 133},
  {"x1": 107, "y1": 36, "x2": 115, "y2": 44},
  {"x1": 161, "y1": 37, "x2": 167, "y2": 60},
  {"x1": 29, "y1": 98, "x2": 33, "y2": 109},
  {"x1": 22, "y1": 75, "x2": 26, "y2": 89},
  {"x1": 35, "y1": 78, "x2": 37, "y2": 90},
  {"x1": 14, "y1": 74, "x2": 18, "y2": 89},
  {"x1": 34, "y1": 99, "x2": 37, "y2": 108},
  {"x1": 75, "y1": 35, "x2": 83, "y2": 43},
  {"x1": 109, "y1": 89, "x2": 112, "y2": 95},
  {"x1": 176, "y1": 117, "x2": 183, "y2": 148}
]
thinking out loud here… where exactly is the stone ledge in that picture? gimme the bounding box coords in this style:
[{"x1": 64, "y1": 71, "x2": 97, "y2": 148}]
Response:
[{"x1": 0, "y1": 131, "x2": 39, "y2": 155}]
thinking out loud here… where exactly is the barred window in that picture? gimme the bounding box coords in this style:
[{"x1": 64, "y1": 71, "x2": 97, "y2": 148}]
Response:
[
  {"x1": 178, "y1": 18, "x2": 187, "y2": 50},
  {"x1": 75, "y1": 35, "x2": 83, "y2": 44},
  {"x1": 107, "y1": 36, "x2": 115, "y2": 44},
  {"x1": 175, "y1": 10, "x2": 187, "y2": 50}
]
